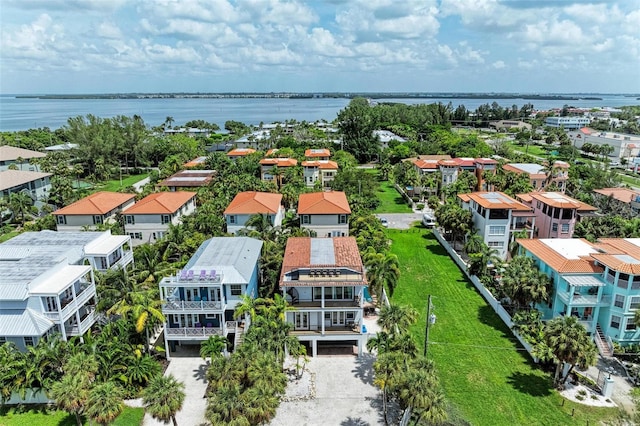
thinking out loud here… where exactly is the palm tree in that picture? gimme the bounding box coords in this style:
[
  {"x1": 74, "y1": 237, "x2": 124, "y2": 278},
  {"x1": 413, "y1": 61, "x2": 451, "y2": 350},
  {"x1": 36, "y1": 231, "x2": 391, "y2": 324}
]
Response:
[
  {"x1": 8, "y1": 192, "x2": 33, "y2": 226},
  {"x1": 165, "y1": 116, "x2": 174, "y2": 129},
  {"x1": 108, "y1": 289, "x2": 165, "y2": 352},
  {"x1": 542, "y1": 316, "x2": 597, "y2": 387},
  {"x1": 501, "y1": 256, "x2": 551, "y2": 310},
  {"x1": 200, "y1": 335, "x2": 228, "y2": 361},
  {"x1": 373, "y1": 351, "x2": 404, "y2": 425},
  {"x1": 142, "y1": 374, "x2": 186, "y2": 426},
  {"x1": 0, "y1": 343, "x2": 28, "y2": 403},
  {"x1": 364, "y1": 250, "x2": 401, "y2": 301},
  {"x1": 49, "y1": 373, "x2": 90, "y2": 426},
  {"x1": 399, "y1": 365, "x2": 447, "y2": 426},
  {"x1": 85, "y1": 381, "x2": 124, "y2": 426},
  {"x1": 377, "y1": 304, "x2": 418, "y2": 335}
]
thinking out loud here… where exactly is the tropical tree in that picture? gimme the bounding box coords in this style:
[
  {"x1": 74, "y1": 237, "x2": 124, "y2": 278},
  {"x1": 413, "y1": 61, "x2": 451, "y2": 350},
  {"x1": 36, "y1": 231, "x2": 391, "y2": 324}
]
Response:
[
  {"x1": 200, "y1": 335, "x2": 228, "y2": 361},
  {"x1": 49, "y1": 373, "x2": 91, "y2": 426},
  {"x1": 377, "y1": 304, "x2": 418, "y2": 336},
  {"x1": 501, "y1": 256, "x2": 551, "y2": 310},
  {"x1": 364, "y1": 250, "x2": 401, "y2": 301},
  {"x1": 8, "y1": 191, "x2": 34, "y2": 226},
  {"x1": 142, "y1": 374, "x2": 186, "y2": 426},
  {"x1": 85, "y1": 381, "x2": 124, "y2": 426},
  {"x1": 108, "y1": 288, "x2": 165, "y2": 352}
]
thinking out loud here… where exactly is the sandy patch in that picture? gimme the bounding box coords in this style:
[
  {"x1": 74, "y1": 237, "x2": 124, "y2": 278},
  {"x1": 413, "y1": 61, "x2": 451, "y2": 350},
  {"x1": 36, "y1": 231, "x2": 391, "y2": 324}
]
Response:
[{"x1": 561, "y1": 383, "x2": 616, "y2": 408}]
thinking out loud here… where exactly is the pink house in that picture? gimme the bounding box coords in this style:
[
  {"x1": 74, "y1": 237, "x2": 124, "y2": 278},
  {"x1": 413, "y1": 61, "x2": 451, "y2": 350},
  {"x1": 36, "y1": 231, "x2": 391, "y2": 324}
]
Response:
[{"x1": 516, "y1": 192, "x2": 597, "y2": 239}]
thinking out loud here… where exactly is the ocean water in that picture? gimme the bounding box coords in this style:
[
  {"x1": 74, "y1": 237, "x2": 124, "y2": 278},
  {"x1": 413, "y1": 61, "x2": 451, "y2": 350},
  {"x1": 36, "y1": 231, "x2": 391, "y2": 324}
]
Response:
[{"x1": 0, "y1": 94, "x2": 638, "y2": 132}]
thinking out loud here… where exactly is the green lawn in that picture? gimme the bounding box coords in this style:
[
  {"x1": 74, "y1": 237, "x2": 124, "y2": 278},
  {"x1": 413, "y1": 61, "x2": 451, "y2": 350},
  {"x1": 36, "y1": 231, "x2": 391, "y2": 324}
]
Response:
[
  {"x1": 388, "y1": 227, "x2": 621, "y2": 425},
  {"x1": 0, "y1": 406, "x2": 144, "y2": 426},
  {"x1": 375, "y1": 181, "x2": 412, "y2": 213},
  {"x1": 507, "y1": 141, "x2": 550, "y2": 157},
  {"x1": 0, "y1": 230, "x2": 20, "y2": 243},
  {"x1": 98, "y1": 173, "x2": 149, "y2": 192}
]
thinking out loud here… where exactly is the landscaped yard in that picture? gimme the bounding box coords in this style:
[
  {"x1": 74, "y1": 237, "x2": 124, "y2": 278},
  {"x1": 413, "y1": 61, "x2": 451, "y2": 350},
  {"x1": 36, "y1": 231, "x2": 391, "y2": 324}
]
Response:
[
  {"x1": 98, "y1": 173, "x2": 149, "y2": 192},
  {"x1": 388, "y1": 227, "x2": 621, "y2": 425},
  {"x1": 0, "y1": 406, "x2": 144, "y2": 426},
  {"x1": 375, "y1": 180, "x2": 412, "y2": 213}
]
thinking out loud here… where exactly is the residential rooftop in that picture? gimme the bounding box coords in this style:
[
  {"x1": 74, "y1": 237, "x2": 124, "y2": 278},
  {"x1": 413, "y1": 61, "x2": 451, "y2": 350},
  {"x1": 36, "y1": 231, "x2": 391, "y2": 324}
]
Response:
[
  {"x1": 124, "y1": 191, "x2": 196, "y2": 215},
  {"x1": 224, "y1": 191, "x2": 283, "y2": 215},
  {"x1": 304, "y1": 148, "x2": 331, "y2": 158},
  {"x1": 227, "y1": 148, "x2": 256, "y2": 157},
  {"x1": 53, "y1": 191, "x2": 135, "y2": 215},
  {"x1": 516, "y1": 192, "x2": 597, "y2": 211},
  {"x1": 281, "y1": 237, "x2": 364, "y2": 275},
  {"x1": 458, "y1": 192, "x2": 532, "y2": 211},
  {"x1": 0, "y1": 145, "x2": 46, "y2": 161},
  {"x1": 259, "y1": 158, "x2": 298, "y2": 167},
  {"x1": 593, "y1": 188, "x2": 640, "y2": 204},
  {"x1": 298, "y1": 191, "x2": 351, "y2": 215},
  {"x1": 0, "y1": 170, "x2": 52, "y2": 192},
  {"x1": 301, "y1": 160, "x2": 339, "y2": 169},
  {"x1": 158, "y1": 170, "x2": 215, "y2": 187}
]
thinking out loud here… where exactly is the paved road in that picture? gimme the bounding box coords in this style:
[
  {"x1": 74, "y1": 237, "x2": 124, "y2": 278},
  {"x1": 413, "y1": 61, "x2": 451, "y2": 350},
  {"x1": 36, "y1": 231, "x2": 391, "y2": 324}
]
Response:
[{"x1": 374, "y1": 213, "x2": 424, "y2": 229}]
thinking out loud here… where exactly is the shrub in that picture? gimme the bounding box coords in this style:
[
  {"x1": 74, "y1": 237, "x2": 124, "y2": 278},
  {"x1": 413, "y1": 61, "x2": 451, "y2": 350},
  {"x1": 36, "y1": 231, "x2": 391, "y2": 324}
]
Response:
[
  {"x1": 578, "y1": 389, "x2": 587, "y2": 396},
  {"x1": 575, "y1": 395, "x2": 585, "y2": 401},
  {"x1": 590, "y1": 394, "x2": 599, "y2": 400},
  {"x1": 416, "y1": 203, "x2": 425, "y2": 210}
]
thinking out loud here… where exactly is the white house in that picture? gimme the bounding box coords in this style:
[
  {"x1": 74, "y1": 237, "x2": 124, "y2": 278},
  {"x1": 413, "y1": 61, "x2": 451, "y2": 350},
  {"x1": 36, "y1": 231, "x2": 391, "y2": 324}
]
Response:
[
  {"x1": 53, "y1": 191, "x2": 136, "y2": 231},
  {"x1": 302, "y1": 160, "x2": 339, "y2": 188},
  {"x1": 298, "y1": 191, "x2": 351, "y2": 237},
  {"x1": 124, "y1": 191, "x2": 197, "y2": 246},
  {"x1": 224, "y1": 191, "x2": 285, "y2": 235},
  {"x1": 545, "y1": 116, "x2": 590, "y2": 129},
  {"x1": 0, "y1": 170, "x2": 52, "y2": 201},
  {"x1": 0, "y1": 145, "x2": 46, "y2": 171}
]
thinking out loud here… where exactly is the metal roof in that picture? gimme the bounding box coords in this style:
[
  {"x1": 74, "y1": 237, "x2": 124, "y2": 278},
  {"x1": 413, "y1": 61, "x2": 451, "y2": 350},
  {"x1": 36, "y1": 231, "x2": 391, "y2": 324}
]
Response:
[
  {"x1": 183, "y1": 237, "x2": 263, "y2": 284},
  {"x1": 0, "y1": 309, "x2": 54, "y2": 336},
  {"x1": 310, "y1": 239, "x2": 335, "y2": 265},
  {"x1": 564, "y1": 275, "x2": 606, "y2": 287}
]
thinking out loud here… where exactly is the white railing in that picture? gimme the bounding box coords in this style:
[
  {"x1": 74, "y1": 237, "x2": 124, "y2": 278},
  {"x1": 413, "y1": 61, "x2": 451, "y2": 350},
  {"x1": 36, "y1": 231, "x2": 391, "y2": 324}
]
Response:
[
  {"x1": 50, "y1": 284, "x2": 97, "y2": 321},
  {"x1": 65, "y1": 310, "x2": 96, "y2": 336},
  {"x1": 162, "y1": 300, "x2": 223, "y2": 311},
  {"x1": 557, "y1": 292, "x2": 599, "y2": 306},
  {"x1": 225, "y1": 321, "x2": 237, "y2": 332},
  {"x1": 165, "y1": 327, "x2": 222, "y2": 337}
]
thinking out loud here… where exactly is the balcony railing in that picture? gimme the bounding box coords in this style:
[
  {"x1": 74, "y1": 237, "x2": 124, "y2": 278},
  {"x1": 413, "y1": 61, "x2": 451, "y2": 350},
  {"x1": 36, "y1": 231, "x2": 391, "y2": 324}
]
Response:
[
  {"x1": 44, "y1": 283, "x2": 96, "y2": 321},
  {"x1": 292, "y1": 299, "x2": 361, "y2": 308},
  {"x1": 65, "y1": 310, "x2": 96, "y2": 336},
  {"x1": 162, "y1": 300, "x2": 223, "y2": 311},
  {"x1": 165, "y1": 327, "x2": 223, "y2": 338},
  {"x1": 558, "y1": 292, "x2": 599, "y2": 306},
  {"x1": 225, "y1": 321, "x2": 237, "y2": 332}
]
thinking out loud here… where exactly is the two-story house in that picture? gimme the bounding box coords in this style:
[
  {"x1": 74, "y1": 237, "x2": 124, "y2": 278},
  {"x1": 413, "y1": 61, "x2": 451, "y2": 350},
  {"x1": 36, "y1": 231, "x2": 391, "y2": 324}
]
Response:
[
  {"x1": 594, "y1": 188, "x2": 640, "y2": 214},
  {"x1": 298, "y1": 191, "x2": 351, "y2": 237},
  {"x1": 0, "y1": 170, "x2": 52, "y2": 201},
  {"x1": 516, "y1": 192, "x2": 597, "y2": 239},
  {"x1": 224, "y1": 191, "x2": 284, "y2": 235},
  {"x1": 123, "y1": 191, "x2": 197, "y2": 246},
  {"x1": 304, "y1": 148, "x2": 331, "y2": 160},
  {"x1": 259, "y1": 157, "x2": 298, "y2": 185},
  {"x1": 518, "y1": 238, "x2": 640, "y2": 354},
  {"x1": 157, "y1": 170, "x2": 216, "y2": 191},
  {"x1": 302, "y1": 160, "x2": 339, "y2": 188},
  {"x1": 0, "y1": 230, "x2": 133, "y2": 351},
  {"x1": 280, "y1": 237, "x2": 368, "y2": 356},
  {"x1": 458, "y1": 192, "x2": 535, "y2": 260},
  {"x1": 502, "y1": 161, "x2": 569, "y2": 192},
  {"x1": 159, "y1": 237, "x2": 263, "y2": 359},
  {"x1": 54, "y1": 191, "x2": 136, "y2": 231},
  {"x1": 0, "y1": 145, "x2": 45, "y2": 171},
  {"x1": 227, "y1": 148, "x2": 256, "y2": 160}
]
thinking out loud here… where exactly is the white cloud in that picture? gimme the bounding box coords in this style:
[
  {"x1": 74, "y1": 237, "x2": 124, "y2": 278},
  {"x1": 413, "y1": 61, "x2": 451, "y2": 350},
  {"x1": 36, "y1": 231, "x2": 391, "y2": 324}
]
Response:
[
  {"x1": 492, "y1": 60, "x2": 505, "y2": 69},
  {"x1": 96, "y1": 21, "x2": 123, "y2": 39}
]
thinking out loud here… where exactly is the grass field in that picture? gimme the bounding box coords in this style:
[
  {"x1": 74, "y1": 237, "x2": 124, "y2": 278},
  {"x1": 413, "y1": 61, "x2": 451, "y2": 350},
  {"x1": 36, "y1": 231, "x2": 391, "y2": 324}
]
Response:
[
  {"x1": 0, "y1": 406, "x2": 144, "y2": 426},
  {"x1": 375, "y1": 181, "x2": 412, "y2": 213},
  {"x1": 388, "y1": 227, "x2": 621, "y2": 425},
  {"x1": 507, "y1": 141, "x2": 550, "y2": 157},
  {"x1": 98, "y1": 173, "x2": 149, "y2": 192},
  {"x1": 0, "y1": 231, "x2": 19, "y2": 243}
]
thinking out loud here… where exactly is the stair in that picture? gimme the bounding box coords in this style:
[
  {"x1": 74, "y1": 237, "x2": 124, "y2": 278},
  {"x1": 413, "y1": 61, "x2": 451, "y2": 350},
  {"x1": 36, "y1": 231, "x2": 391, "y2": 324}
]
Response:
[
  {"x1": 234, "y1": 324, "x2": 245, "y2": 349},
  {"x1": 594, "y1": 325, "x2": 613, "y2": 358}
]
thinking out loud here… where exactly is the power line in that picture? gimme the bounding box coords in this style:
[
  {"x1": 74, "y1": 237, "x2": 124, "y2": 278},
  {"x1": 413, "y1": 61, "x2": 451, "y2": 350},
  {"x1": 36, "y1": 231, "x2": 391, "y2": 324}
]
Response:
[{"x1": 429, "y1": 341, "x2": 532, "y2": 351}]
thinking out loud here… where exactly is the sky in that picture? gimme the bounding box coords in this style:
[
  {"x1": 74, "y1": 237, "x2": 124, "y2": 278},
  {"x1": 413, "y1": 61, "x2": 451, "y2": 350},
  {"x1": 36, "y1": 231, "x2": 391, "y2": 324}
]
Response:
[{"x1": 1, "y1": 0, "x2": 639, "y2": 94}]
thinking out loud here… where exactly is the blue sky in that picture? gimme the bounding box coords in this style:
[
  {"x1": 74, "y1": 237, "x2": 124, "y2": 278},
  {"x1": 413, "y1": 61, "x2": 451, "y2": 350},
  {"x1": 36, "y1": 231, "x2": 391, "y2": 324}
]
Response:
[{"x1": 1, "y1": 0, "x2": 639, "y2": 94}]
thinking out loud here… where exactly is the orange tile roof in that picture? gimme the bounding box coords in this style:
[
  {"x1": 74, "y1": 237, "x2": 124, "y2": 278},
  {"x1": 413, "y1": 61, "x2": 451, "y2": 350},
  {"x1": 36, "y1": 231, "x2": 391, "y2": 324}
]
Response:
[
  {"x1": 593, "y1": 188, "x2": 640, "y2": 204},
  {"x1": 298, "y1": 191, "x2": 351, "y2": 214},
  {"x1": 227, "y1": 148, "x2": 256, "y2": 157},
  {"x1": 402, "y1": 155, "x2": 451, "y2": 162},
  {"x1": 259, "y1": 158, "x2": 298, "y2": 167},
  {"x1": 457, "y1": 192, "x2": 532, "y2": 211},
  {"x1": 475, "y1": 158, "x2": 498, "y2": 165},
  {"x1": 183, "y1": 156, "x2": 207, "y2": 168},
  {"x1": 452, "y1": 157, "x2": 475, "y2": 167},
  {"x1": 280, "y1": 237, "x2": 365, "y2": 286},
  {"x1": 54, "y1": 192, "x2": 135, "y2": 215},
  {"x1": 304, "y1": 148, "x2": 331, "y2": 158},
  {"x1": 124, "y1": 191, "x2": 196, "y2": 214},
  {"x1": 158, "y1": 170, "x2": 215, "y2": 187},
  {"x1": 224, "y1": 191, "x2": 283, "y2": 214},
  {"x1": 591, "y1": 238, "x2": 640, "y2": 275},
  {"x1": 438, "y1": 159, "x2": 459, "y2": 167},
  {"x1": 266, "y1": 149, "x2": 279, "y2": 156},
  {"x1": 301, "y1": 160, "x2": 339, "y2": 169},
  {"x1": 517, "y1": 192, "x2": 597, "y2": 211},
  {"x1": 517, "y1": 239, "x2": 603, "y2": 273},
  {"x1": 412, "y1": 159, "x2": 439, "y2": 169}
]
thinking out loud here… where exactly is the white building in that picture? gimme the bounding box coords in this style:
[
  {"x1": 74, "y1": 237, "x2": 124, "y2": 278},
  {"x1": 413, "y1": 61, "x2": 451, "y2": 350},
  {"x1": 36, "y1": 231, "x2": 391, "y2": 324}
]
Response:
[
  {"x1": 545, "y1": 116, "x2": 590, "y2": 129},
  {"x1": 569, "y1": 128, "x2": 640, "y2": 161},
  {"x1": 224, "y1": 191, "x2": 284, "y2": 235},
  {"x1": 302, "y1": 160, "x2": 339, "y2": 188},
  {"x1": 0, "y1": 145, "x2": 45, "y2": 171},
  {"x1": 0, "y1": 170, "x2": 52, "y2": 201},
  {"x1": 298, "y1": 191, "x2": 351, "y2": 237}
]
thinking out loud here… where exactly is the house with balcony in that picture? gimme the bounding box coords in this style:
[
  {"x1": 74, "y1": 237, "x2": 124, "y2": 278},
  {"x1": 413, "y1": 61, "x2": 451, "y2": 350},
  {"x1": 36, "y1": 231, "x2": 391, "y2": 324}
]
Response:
[
  {"x1": 123, "y1": 191, "x2": 197, "y2": 246},
  {"x1": 259, "y1": 157, "x2": 298, "y2": 184},
  {"x1": 0, "y1": 230, "x2": 133, "y2": 351},
  {"x1": 517, "y1": 238, "x2": 640, "y2": 353},
  {"x1": 304, "y1": 148, "x2": 331, "y2": 160},
  {"x1": 0, "y1": 170, "x2": 52, "y2": 201},
  {"x1": 54, "y1": 191, "x2": 136, "y2": 231},
  {"x1": 0, "y1": 145, "x2": 46, "y2": 171},
  {"x1": 302, "y1": 160, "x2": 339, "y2": 188},
  {"x1": 280, "y1": 237, "x2": 368, "y2": 356},
  {"x1": 593, "y1": 188, "x2": 640, "y2": 214},
  {"x1": 159, "y1": 237, "x2": 263, "y2": 359},
  {"x1": 458, "y1": 192, "x2": 535, "y2": 260},
  {"x1": 224, "y1": 191, "x2": 284, "y2": 235},
  {"x1": 298, "y1": 191, "x2": 351, "y2": 237},
  {"x1": 502, "y1": 161, "x2": 569, "y2": 192},
  {"x1": 157, "y1": 170, "x2": 216, "y2": 191},
  {"x1": 516, "y1": 192, "x2": 597, "y2": 239}
]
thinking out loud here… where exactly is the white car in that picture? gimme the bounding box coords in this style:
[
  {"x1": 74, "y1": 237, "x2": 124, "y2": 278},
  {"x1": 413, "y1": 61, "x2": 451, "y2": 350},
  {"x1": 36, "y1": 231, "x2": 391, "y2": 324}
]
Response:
[
  {"x1": 422, "y1": 213, "x2": 436, "y2": 227},
  {"x1": 380, "y1": 218, "x2": 389, "y2": 228}
]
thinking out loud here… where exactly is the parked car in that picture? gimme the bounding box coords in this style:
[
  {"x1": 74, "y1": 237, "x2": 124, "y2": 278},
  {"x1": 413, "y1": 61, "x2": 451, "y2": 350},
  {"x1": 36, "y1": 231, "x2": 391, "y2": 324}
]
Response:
[
  {"x1": 380, "y1": 217, "x2": 389, "y2": 228},
  {"x1": 422, "y1": 213, "x2": 436, "y2": 227}
]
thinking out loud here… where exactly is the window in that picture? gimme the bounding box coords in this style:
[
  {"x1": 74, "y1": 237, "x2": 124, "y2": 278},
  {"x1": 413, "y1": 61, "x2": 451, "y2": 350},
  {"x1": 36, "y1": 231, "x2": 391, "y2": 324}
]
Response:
[
  {"x1": 488, "y1": 226, "x2": 506, "y2": 236},
  {"x1": 135, "y1": 232, "x2": 142, "y2": 240},
  {"x1": 302, "y1": 215, "x2": 310, "y2": 224},
  {"x1": 339, "y1": 215, "x2": 347, "y2": 224},
  {"x1": 229, "y1": 215, "x2": 236, "y2": 224},
  {"x1": 93, "y1": 215, "x2": 103, "y2": 225},
  {"x1": 230, "y1": 285, "x2": 242, "y2": 296},
  {"x1": 614, "y1": 294, "x2": 625, "y2": 309},
  {"x1": 552, "y1": 223, "x2": 558, "y2": 232},
  {"x1": 488, "y1": 241, "x2": 505, "y2": 248},
  {"x1": 610, "y1": 315, "x2": 621, "y2": 329},
  {"x1": 56, "y1": 215, "x2": 66, "y2": 225},
  {"x1": 162, "y1": 215, "x2": 170, "y2": 224},
  {"x1": 0, "y1": 337, "x2": 6, "y2": 344},
  {"x1": 626, "y1": 320, "x2": 637, "y2": 332},
  {"x1": 630, "y1": 297, "x2": 640, "y2": 310},
  {"x1": 23, "y1": 336, "x2": 34, "y2": 347},
  {"x1": 125, "y1": 215, "x2": 135, "y2": 225},
  {"x1": 561, "y1": 224, "x2": 570, "y2": 234}
]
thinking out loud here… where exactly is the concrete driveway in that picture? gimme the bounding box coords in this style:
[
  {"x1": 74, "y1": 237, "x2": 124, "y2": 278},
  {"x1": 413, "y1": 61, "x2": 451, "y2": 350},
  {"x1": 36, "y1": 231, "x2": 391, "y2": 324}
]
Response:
[
  {"x1": 374, "y1": 213, "x2": 423, "y2": 229},
  {"x1": 270, "y1": 354, "x2": 384, "y2": 426}
]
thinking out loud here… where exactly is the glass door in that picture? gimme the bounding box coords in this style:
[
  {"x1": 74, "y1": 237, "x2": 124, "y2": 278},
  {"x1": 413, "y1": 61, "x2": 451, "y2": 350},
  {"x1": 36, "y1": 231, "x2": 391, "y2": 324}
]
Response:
[
  {"x1": 295, "y1": 313, "x2": 309, "y2": 330},
  {"x1": 331, "y1": 311, "x2": 346, "y2": 326}
]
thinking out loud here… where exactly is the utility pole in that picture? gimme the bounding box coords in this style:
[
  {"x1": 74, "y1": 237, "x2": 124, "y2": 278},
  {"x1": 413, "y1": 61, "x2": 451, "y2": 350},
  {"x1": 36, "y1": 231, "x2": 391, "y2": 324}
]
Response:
[{"x1": 423, "y1": 294, "x2": 433, "y2": 357}]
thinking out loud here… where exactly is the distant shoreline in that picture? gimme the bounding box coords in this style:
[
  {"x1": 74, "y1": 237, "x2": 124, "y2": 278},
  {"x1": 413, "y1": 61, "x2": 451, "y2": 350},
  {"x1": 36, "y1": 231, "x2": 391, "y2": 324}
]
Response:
[{"x1": 11, "y1": 92, "x2": 637, "y2": 101}]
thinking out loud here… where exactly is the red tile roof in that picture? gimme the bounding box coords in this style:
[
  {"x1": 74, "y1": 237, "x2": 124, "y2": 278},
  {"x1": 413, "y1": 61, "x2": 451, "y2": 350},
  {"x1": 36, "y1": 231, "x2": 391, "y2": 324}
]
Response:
[
  {"x1": 517, "y1": 239, "x2": 603, "y2": 273},
  {"x1": 475, "y1": 158, "x2": 498, "y2": 165},
  {"x1": 412, "y1": 159, "x2": 439, "y2": 170},
  {"x1": 224, "y1": 191, "x2": 283, "y2": 214},
  {"x1": 516, "y1": 192, "x2": 597, "y2": 211},
  {"x1": 298, "y1": 191, "x2": 351, "y2": 214},
  {"x1": 458, "y1": 192, "x2": 532, "y2": 211},
  {"x1": 124, "y1": 191, "x2": 196, "y2": 214},
  {"x1": 54, "y1": 192, "x2": 135, "y2": 215},
  {"x1": 227, "y1": 148, "x2": 256, "y2": 157},
  {"x1": 301, "y1": 160, "x2": 339, "y2": 169},
  {"x1": 304, "y1": 148, "x2": 331, "y2": 158},
  {"x1": 593, "y1": 188, "x2": 640, "y2": 204},
  {"x1": 592, "y1": 239, "x2": 640, "y2": 275},
  {"x1": 259, "y1": 158, "x2": 298, "y2": 167}
]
